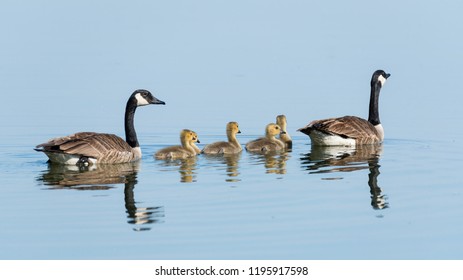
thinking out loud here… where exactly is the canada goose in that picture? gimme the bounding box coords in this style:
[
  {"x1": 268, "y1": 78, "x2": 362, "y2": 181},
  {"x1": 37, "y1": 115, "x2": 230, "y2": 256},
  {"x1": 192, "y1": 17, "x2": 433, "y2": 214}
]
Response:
[
  {"x1": 298, "y1": 70, "x2": 390, "y2": 146},
  {"x1": 35, "y1": 89, "x2": 165, "y2": 165},
  {"x1": 276, "y1": 115, "x2": 292, "y2": 149},
  {"x1": 154, "y1": 129, "x2": 200, "y2": 159},
  {"x1": 245, "y1": 123, "x2": 286, "y2": 153},
  {"x1": 202, "y1": 121, "x2": 242, "y2": 154}
]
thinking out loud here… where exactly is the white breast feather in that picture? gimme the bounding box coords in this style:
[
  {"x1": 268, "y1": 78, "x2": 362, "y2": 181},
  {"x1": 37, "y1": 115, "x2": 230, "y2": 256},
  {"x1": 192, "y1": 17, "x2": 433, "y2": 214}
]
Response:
[{"x1": 309, "y1": 130, "x2": 356, "y2": 146}]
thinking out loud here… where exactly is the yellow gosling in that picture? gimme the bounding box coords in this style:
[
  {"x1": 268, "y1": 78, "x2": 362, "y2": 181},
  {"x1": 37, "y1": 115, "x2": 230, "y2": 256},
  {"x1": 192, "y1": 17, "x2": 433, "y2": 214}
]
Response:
[
  {"x1": 276, "y1": 115, "x2": 292, "y2": 149},
  {"x1": 202, "y1": 122, "x2": 242, "y2": 154},
  {"x1": 245, "y1": 123, "x2": 285, "y2": 153},
  {"x1": 154, "y1": 129, "x2": 200, "y2": 159}
]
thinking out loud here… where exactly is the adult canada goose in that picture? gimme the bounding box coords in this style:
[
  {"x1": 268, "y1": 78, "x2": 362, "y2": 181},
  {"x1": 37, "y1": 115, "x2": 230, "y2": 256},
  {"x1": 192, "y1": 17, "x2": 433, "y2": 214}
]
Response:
[
  {"x1": 276, "y1": 115, "x2": 292, "y2": 149},
  {"x1": 35, "y1": 89, "x2": 165, "y2": 165},
  {"x1": 298, "y1": 70, "x2": 390, "y2": 146},
  {"x1": 202, "y1": 122, "x2": 242, "y2": 154},
  {"x1": 245, "y1": 123, "x2": 286, "y2": 153},
  {"x1": 154, "y1": 129, "x2": 200, "y2": 159}
]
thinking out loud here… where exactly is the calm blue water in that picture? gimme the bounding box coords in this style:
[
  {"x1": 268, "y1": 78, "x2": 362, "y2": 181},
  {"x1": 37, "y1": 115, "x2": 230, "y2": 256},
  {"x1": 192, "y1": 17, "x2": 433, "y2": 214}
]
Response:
[
  {"x1": 1, "y1": 1, "x2": 463, "y2": 260},
  {"x1": 1, "y1": 131, "x2": 462, "y2": 259}
]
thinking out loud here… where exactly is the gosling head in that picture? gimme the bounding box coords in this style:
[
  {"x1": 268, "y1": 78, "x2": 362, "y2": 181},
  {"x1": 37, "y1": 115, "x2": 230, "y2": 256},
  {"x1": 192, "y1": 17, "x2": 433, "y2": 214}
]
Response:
[
  {"x1": 226, "y1": 122, "x2": 241, "y2": 135},
  {"x1": 265, "y1": 123, "x2": 286, "y2": 137},
  {"x1": 181, "y1": 129, "x2": 200, "y2": 144},
  {"x1": 276, "y1": 115, "x2": 287, "y2": 128},
  {"x1": 371, "y1": 70, "x2": 391, "y2": 88},
  {"x1": 131, "y1": 89, "x2": 166, "y2": 106}
]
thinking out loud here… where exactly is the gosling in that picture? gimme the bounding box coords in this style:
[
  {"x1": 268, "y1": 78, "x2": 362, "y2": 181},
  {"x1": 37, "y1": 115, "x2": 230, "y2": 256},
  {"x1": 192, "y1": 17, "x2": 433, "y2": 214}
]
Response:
[
  {"x1": 154, "y1": 129, "x2": 200, "y2": 159},
  {"x1": 276, "y1": 115, "x2": 292, "y2": 149},
  {"x1": 202, "y1": 122, "x2": 242, "y2": 154},
  {"x1": 245, "y1": 123, "x2": 286, "y2": 153}
]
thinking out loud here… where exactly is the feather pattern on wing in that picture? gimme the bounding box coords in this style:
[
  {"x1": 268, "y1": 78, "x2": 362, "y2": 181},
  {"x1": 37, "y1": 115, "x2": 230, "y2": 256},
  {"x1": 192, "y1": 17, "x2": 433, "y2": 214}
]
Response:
[
  {"x1": 35, "y1": 132, "x2": 139, "y2": 163},
  {"x1": 300, "y1": 116, "x2": 382, "y2": 145}
]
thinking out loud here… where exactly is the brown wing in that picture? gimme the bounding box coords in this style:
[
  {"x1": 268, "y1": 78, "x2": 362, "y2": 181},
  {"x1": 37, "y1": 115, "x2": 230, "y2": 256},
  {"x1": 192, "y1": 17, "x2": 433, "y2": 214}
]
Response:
[
  {"x1": 35, "y1": 132, "x2": 132, "y2": 160},
  {"x1": 304, "y1": 116, "x2": 381, "y2": 144}
]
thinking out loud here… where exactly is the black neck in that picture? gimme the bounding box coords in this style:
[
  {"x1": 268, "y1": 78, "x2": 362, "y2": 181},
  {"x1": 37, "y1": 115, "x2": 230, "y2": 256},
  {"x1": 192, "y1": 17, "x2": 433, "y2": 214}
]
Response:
[
  {"x1": 125, "y1": 99, "x2": 139, "y2": 148},
  {"x1": 368, "y1": 83, "x2": 382, "y2": 126}
]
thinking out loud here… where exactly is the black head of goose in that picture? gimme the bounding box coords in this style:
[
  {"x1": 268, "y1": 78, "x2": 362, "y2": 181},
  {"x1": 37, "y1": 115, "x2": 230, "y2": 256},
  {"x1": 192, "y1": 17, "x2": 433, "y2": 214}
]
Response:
[
  {"x1": 298, "y1": 70, "x2": 390, "y2": 146},
  {"x1": 35, "y1": 89, "x2": 165, "y2": 165}
]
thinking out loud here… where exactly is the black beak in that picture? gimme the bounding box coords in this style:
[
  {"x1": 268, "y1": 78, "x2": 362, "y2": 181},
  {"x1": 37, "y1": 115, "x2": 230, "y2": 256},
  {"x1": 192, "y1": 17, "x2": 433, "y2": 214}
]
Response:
[
  {"x1": 151, "y1": 97, "x2": 166, "y2": 105},
  {"x1": 385, "y1": 73, "x2": 391, "y2": 79},
  {"x1": 281, "y1": 131, "x2": 287, "y2": 135},
  {"x1": 237, "y1": 130, "x2": 241, "y2": 134}
]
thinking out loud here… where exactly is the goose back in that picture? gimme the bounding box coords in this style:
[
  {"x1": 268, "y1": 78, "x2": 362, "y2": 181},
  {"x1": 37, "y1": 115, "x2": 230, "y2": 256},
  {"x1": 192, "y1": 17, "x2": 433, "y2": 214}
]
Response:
[
  {"x1": 35, "y1": 132, "x2": 141, "y2": 164},
  {"x1": 299, "y1": 116, "x2": 382, "y2": 146}
]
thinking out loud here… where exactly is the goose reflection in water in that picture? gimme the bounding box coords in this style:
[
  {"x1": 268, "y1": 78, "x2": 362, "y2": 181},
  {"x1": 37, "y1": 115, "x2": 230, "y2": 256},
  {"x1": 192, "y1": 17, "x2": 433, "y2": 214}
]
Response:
[
  {"x1": 157, "y1": 156, "x2": 198, "y2": 183},
  {"x1": 36, "y1": 162, "x2": 164, "y2": 231},
  {"x1": 249, "y1": 151, "x2": 290, "y2": 176},
  {"x1": 203, "y1": 152, "x2": 242, "y2": 183},
  {"x1": 300, "y1": 145, "x2": 388, "y2": 210}
]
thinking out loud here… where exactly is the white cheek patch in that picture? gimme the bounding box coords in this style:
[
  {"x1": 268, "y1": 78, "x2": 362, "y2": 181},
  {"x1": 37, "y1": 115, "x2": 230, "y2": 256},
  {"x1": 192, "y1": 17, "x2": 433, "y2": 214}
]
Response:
[
  {"x1": 378, "y1": 75, "x2": 387, "y2": 87},
  {"x1": 135, "y1": 93, "x2": 150, "y2": 106}
]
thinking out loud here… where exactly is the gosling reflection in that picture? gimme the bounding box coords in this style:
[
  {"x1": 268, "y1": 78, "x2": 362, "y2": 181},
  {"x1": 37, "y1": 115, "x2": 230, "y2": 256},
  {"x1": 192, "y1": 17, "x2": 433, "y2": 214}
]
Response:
[
  {"x1": 157, "y1": 157, "x2": 198, "y2": 183},
  {"x1": 300, "y1": 145, "x2": 388, "y2": 210},
  {"x1": 36, "y1": 162, "x2": 164, "y2": 230},
  {"x1": 250, "y1": 151, "x2": 290, "y2": 175},
  {"x1": 203, "y1": 152, "x2": 242, "y2": 182}
]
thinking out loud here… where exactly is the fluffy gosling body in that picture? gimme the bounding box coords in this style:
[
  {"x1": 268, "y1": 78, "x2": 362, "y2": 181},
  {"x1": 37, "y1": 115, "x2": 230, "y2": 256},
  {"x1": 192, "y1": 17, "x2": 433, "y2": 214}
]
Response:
[
  {"x1": 155, "y1": 129, "x2": 200, "y2": 159},
  {"x1": 202, "y1": 122, "x2": 242, "y2": 154},
  {"x1": 245, "y1": 123, "x2": 286, "y2": 153}
]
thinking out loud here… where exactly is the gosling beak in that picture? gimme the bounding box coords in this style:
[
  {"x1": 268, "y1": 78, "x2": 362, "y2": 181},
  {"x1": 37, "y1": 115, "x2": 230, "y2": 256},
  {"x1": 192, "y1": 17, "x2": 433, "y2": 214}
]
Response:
[
  {"x1": 197, "y1": 139, "x2": 200, "y2": 143},
  {"x1": 280, "y1": 131, "x2": 287, "y2": 135},
  {"x1": 237, "y1": 130, "x2": 241, "y2": 134}
]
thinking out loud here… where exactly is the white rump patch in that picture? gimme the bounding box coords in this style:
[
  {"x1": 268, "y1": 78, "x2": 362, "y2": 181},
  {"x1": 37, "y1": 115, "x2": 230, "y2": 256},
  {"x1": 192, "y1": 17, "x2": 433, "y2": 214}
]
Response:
[{"x1": 135, "y1": 93, "x2": 150, "y2": 106}]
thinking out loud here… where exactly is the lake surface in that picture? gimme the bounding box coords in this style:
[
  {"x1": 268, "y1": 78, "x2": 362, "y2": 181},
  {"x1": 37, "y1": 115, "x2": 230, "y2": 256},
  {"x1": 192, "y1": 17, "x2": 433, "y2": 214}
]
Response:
[
  {"x1": 1, "y1": 129, "x2": 462, "y2": 259},
  {"x1": 1, "y1": 0, "x2": 463, "y2": 260}
]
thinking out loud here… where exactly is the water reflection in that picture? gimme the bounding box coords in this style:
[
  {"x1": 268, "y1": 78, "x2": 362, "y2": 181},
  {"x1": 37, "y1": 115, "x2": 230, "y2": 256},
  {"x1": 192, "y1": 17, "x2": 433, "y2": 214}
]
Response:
[
  {"x1": 157, "y1": 157, "x2": 198, "y2": 183},
  {"x1": 249, "y1": 151, "x2": 290, "y2": 176},
  {"x1": 203, "y1": 152, "x2": 242, "y2": 183},
  {"x1": 123, "y1": 172, "x2": 165, "y2": 231},
  {"x1": 36, "y1": 162, "x2": 164, "y2": 230},
  {"x1": 300, "y1": 145, "x2": 388, "y2": 210}
]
